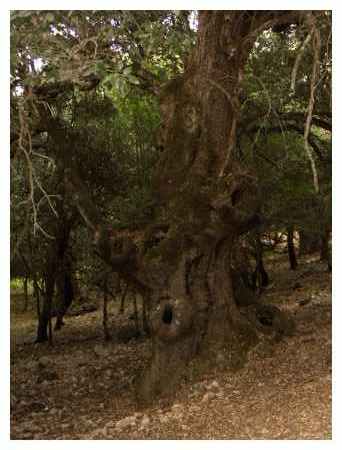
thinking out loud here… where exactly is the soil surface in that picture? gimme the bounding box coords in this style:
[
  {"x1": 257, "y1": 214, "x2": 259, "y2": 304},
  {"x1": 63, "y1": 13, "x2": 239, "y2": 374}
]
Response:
[{"x1": 10, "y1": 253, "x2": 332, "y2": 439}]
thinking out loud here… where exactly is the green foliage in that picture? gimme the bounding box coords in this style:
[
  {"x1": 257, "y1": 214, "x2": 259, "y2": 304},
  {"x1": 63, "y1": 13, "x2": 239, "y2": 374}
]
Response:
[{"x1": 10, "y1": 11, "x2": 195, "y2": 94}]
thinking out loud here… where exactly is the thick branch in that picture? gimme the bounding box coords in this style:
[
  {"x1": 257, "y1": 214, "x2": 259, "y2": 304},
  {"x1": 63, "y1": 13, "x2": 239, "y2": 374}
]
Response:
[{"x1": 241, "y1": 115, "x2": 331, "y2": 162}]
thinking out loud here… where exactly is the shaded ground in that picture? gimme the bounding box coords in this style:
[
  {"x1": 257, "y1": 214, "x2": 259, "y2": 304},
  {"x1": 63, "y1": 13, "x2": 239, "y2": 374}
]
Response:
[{"x1": 10, "y1": 252, "x2": 332, "y2": 439}]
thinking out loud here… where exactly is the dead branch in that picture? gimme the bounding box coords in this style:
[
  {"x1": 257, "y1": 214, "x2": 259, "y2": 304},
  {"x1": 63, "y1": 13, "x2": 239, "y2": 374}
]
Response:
[
  {"x1": 290, "y1": 31, "x2": 313, "y2": 95},
  {"x1": 303, "y1": 13, "x2": 321, "y2": 194}
]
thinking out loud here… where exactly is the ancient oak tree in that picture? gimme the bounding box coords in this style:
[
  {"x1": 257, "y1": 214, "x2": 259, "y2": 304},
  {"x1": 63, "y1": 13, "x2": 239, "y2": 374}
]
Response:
[{"x1": 72, "y1": 11, "x2": 302, "y2": 402}]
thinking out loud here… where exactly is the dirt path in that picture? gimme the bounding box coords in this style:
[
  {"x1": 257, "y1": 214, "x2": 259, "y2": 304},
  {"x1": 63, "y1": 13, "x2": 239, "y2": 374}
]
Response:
[{"x1": 10, "y1": 254, "x2": 331, "y2": 439}]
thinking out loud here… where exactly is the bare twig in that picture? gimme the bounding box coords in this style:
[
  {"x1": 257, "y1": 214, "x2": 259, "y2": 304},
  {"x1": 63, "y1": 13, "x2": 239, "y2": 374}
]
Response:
[
  {"x1": 32, "y1": 150, "x2": 56, "y2": 165},
  {"x1": 17, "y1": 101, "x2": 56, "y2": 239},
  {"x1": 18, "y1": 105, "x2": 38, "y2": 233},
  {"x1": 36, "y1": 194, "x2": 62, "y2": 212},
  {"x1": 33, "y1": 172, "x2": 59, "y2": 218}
]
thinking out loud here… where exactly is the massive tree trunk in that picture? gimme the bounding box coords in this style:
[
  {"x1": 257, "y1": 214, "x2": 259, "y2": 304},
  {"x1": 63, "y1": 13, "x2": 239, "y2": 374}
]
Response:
[{"x1": 135, "y1": 11, "x2": 296, "y2": 403}]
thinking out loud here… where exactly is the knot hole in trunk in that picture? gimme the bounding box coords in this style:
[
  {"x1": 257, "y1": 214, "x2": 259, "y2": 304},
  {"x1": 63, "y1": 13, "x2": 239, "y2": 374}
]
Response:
[
  {"x1": 162, "y1": 304, "x2": 173, "y2": 324},
  {"x1": 151, "y1": 297, "x2": 194, "y2": 341}
]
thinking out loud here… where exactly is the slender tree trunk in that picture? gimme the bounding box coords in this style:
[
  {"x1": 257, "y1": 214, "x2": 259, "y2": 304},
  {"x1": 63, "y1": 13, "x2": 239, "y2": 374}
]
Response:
[
  {"x1": 252, "y1": 234, "x2": 269, "y2": 292},
  {"x1": 33, "y1": 278, "x2": 41, "y2": 318},
  {"x1": 287, "y1": 226, "x2": 298, "y2": 270},
  {"x1": 23, "y1": 276, "x2": 28, "y2": 312},
  {"x1": 102, "y1": 274, "x2": 111, "y2": 341},
  {"x1": 142, "y1": 295, "x2": 151, "y2": 336},
  {"x1": 320, "y1": 228, "x2": 330, "y2": 261},
  {"x1": 48, "y1": 309, "x2": 53, "y2": 345},
  {"x1": 119, "y1": 281, "x2": 129, "y2": 314},
  {"x1": 36, "y1": 272, "x2": 55, "y2": 342},
  {"x1": 320, "y1": 227, "x2": 331, "y2": 272},
  {"x1": 133, "y1": 293, "x2": 139, "y2": 335},
  {"x1": 55, "y1": 257, "x2": 74, "y2": 330}
]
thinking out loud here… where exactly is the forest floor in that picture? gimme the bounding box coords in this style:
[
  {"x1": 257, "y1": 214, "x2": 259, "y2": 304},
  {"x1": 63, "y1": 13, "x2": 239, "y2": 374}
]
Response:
[{"x1": 10, "y1": 252, "x2": 332, "y2": 440}]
